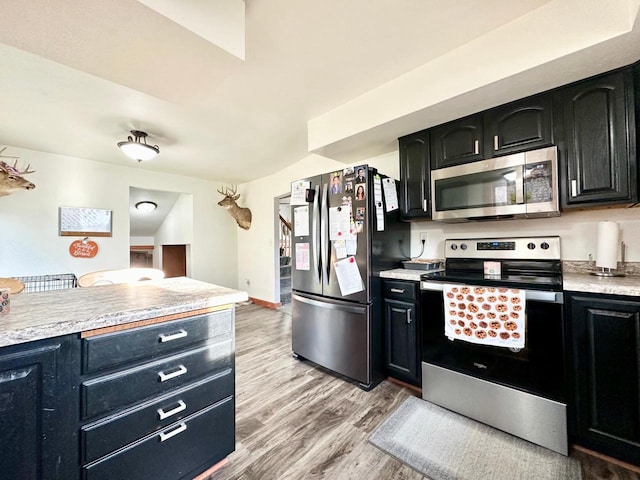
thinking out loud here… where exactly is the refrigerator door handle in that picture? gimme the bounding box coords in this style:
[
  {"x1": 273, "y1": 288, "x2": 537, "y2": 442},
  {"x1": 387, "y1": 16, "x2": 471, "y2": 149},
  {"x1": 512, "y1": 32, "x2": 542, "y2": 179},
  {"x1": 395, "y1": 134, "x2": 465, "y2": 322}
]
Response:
[
  {"x1": 321, "y1": 182, "x2": 330, "y2": 286},
  {"x1": 312, "y1": 184, "x2": 321, "y2": 284},
  {"x1": 293, "y1": 293, "x2": 365, "y2": 314}
]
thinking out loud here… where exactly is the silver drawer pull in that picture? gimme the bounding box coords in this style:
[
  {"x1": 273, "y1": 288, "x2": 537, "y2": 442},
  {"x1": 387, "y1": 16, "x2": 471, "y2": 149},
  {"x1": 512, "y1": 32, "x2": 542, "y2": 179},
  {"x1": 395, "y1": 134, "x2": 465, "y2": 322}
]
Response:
[
  {"x1": 474, "y1": 139, "x2": 479, "y2": 155},
  {"x1": 158, "y1": 365, "x2": 187, "y2": 382},
  {"x1": 159, "y1": 329, "x2": 188, "y2": 343},
  {"x1": 406, "y1": 308, "x2": 412, "y2": 324},
  {"x1": 157, "y1": 400, "x2": 187, "y2": 420},
  {"x1": 390, "y1": 288, "x2": 405, "y2": 294},
  {"x1": 158, "y1": 422, "x2": 187, "y2": 442}
]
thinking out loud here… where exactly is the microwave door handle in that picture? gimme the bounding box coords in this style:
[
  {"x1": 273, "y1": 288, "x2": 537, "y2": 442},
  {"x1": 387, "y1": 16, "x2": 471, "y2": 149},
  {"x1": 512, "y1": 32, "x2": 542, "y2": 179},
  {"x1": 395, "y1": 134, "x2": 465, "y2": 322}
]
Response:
[
  {"x1": 515, "y1": 167, "x2": 524, "y2": 204},
  {"x1": 312, "y1": 184, "x2": 321, "y2": 284},
  {"x1": 320, "y1": 182, "x2": 329, "y2": 286}
]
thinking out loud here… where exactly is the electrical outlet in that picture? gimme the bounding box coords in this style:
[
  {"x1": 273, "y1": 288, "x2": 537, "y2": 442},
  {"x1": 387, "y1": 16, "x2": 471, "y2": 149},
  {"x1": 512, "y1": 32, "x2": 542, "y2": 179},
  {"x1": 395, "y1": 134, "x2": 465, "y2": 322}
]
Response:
[{"x1": 419, "y1": 232, "x2": 429, "y2": 244}]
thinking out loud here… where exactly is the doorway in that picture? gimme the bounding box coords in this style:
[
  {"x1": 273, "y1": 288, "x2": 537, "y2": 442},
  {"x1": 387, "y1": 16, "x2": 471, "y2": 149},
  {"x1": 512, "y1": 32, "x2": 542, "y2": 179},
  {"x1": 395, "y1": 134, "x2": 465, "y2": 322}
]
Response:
[
  {"x1": 162, "y1": 244, "x2": 187, "y2": 278},
  {"x1": 274, "y1": 193, "x2": 291, "y2": 307}
]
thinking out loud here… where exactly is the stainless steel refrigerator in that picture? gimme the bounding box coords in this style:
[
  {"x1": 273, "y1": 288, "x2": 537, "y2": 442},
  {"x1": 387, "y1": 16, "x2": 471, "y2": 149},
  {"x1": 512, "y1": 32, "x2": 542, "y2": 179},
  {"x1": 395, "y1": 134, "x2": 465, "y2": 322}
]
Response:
[{"x1": 290, "y1": 165, "x2": 409, "y2": 390}]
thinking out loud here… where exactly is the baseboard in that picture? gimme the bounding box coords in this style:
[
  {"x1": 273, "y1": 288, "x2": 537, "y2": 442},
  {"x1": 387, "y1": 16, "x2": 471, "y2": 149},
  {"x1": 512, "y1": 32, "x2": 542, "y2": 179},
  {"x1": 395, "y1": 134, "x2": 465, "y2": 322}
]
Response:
[
  {"x1": 249, "y1": 297, "x2": 282, "y2": 309},
  {"x1": 192, "y1": 458, "x2": 228, "y2": 480},
  {"x1": 572, "y1": 444, "x2": 640, "y2": 472},
  {"x1": 387, "y1": 376, "x2": 422, "y2": 396}
]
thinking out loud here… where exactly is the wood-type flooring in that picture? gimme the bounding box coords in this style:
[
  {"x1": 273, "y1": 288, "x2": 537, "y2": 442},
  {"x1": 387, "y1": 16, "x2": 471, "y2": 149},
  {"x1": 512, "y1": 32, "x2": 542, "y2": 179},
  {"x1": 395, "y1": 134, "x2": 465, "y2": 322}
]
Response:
[{"x1": 209, "y1": 302, "x2": 639, "y2": 480}]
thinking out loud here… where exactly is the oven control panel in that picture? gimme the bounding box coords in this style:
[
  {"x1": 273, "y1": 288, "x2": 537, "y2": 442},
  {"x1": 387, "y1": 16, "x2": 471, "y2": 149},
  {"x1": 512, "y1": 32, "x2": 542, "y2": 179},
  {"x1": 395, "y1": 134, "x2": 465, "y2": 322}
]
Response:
[{"x1": 445, "y1": 236, "x2": 560, "y2": 260}]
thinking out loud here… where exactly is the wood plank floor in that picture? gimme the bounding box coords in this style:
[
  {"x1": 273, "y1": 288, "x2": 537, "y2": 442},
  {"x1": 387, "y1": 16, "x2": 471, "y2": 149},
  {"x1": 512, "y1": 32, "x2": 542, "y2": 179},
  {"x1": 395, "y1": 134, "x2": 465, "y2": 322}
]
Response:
[{"x1": 208, "y1": 303, "x2": 639, "y2": 480}]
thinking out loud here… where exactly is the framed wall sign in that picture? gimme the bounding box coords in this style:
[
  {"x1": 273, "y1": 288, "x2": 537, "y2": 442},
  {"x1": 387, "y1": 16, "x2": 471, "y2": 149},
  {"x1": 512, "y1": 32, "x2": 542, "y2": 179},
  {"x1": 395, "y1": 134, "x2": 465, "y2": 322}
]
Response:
[{"x1": 59, "y1": 206, "x2": 112, "y2": 237}]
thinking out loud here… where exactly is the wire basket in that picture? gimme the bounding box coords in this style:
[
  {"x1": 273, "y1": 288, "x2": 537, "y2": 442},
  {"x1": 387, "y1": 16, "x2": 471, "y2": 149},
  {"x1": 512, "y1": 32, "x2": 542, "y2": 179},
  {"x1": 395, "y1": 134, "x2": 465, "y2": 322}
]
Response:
[{"x1": 14, "y1": 274, "x2": 78, "y2": 293}]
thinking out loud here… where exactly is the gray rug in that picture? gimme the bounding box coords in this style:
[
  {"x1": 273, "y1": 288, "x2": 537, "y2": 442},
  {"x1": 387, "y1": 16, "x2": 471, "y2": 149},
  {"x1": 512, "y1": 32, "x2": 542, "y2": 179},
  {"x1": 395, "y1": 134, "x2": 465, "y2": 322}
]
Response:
[{"x1": 369, "y1": 396, "x2": 582, "y2": 480}]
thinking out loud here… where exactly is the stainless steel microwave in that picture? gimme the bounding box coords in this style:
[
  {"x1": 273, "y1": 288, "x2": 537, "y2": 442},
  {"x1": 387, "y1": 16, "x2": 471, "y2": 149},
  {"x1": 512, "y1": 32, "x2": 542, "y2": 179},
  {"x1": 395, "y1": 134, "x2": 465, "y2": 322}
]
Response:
[{"x1": 431, "y1": 146, "x2": 559, "y2": 221}]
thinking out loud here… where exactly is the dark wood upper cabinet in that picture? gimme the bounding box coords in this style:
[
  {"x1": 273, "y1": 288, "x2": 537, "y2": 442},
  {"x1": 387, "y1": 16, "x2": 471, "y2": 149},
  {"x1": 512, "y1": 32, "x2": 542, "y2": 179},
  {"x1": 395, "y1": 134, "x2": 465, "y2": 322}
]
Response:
[
  {"x1": 399, "y1": 130, "x2": 430, "y2": 219},
  {"x1": 430, "y1": 114, "x2": 484, "y2": 169},
  {"x1": 560, "y1": 69, "x2": 637, "y2": 207},
  {"x1": 484, "y1": 95, "x2": 553, "y2": 157}
]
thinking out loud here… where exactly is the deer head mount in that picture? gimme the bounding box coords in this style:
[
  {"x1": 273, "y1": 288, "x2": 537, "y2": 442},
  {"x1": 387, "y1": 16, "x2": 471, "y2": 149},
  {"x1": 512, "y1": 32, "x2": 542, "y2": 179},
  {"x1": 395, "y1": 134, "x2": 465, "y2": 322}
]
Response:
[
  {"x1": 0, "y1": 159, "x2": 36, "y2": 197},
  {"x1": 217, "y1": 185, "x2": 252, "y2": 230}
]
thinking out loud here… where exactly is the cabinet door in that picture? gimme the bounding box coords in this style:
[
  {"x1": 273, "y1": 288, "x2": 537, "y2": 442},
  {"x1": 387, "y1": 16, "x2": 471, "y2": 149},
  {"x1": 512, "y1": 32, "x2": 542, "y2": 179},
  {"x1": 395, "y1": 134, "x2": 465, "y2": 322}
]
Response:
[
  {"x1": 485, "y1": 95, "x2": 553, "y2": 157},
  {"x1": 399, "y1": 131, "x2": 430, "y2": 219},
  {"x1": 569, "y1": 294, "x2": 640, "y2": 465},
  {"x1": 561, "y1": 69, "x2": 636, "y2": 207},
  {"x1": 0, "y1": 337, "x2": 78, "y2": 480},
  {"x1": 430, "y1": 114, "x2": 484, "y2": 169},
  {"x1": 384, "y1": 298, "x2": 419, "y2": 384}
]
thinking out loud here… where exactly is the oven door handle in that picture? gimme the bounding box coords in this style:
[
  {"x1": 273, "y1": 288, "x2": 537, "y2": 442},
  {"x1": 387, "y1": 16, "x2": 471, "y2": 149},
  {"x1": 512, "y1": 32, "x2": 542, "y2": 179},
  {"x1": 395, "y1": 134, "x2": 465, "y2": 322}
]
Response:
[
  {"x1": 421, "y1": 282, "x2": 444, "y2": 292},
  {"x1": 526, "y1": 291, "x2": 563, "y2": 304},
  {"x1": 420, "y1": 282, "x2": 563, "y2": 304}
]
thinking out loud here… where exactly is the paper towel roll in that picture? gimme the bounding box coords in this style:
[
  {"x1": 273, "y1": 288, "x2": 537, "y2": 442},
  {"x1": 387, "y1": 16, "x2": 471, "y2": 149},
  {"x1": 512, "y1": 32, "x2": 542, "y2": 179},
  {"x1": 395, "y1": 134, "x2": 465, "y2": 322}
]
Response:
[{"x1": 596, "y1": 221, "x2": 619, "y2": 269}]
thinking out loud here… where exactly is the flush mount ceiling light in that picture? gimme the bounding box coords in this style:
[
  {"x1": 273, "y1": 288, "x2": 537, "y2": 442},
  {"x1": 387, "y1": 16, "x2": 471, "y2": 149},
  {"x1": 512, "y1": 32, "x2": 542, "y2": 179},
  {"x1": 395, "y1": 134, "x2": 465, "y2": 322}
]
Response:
[
  {"x1": 117, "y1": 130, "x2": 160, "y2": 162},
  {"x1": 135, "y1": 201, "x2": 157, "y2": 213}
]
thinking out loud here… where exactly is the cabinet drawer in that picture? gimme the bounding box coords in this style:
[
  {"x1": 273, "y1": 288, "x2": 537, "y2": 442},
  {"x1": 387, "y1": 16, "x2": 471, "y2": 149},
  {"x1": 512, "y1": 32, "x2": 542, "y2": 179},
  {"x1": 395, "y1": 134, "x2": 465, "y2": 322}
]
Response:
[
  {"x1": 83, "y1": 396, "x2": 235, "y2": 480},
  {"x1": 82, "y1": 309, "x2": 233, "y2": 374},
  {"x1": 81, "y1": 339, "x2": 233, "y2": 420},
  {"x1": 382, "y1": 280, "x2": 417, "y2": 302},
  {"x1": 81, "y1": 368, "x2": 233, "y2": 463}
]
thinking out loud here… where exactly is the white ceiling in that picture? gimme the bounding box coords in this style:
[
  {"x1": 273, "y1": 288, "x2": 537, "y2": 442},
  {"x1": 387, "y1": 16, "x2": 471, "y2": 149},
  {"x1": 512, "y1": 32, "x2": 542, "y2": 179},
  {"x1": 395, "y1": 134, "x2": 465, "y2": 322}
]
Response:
[{"x1": 0, "y1": 0, "x2": 639, "y2": 184}]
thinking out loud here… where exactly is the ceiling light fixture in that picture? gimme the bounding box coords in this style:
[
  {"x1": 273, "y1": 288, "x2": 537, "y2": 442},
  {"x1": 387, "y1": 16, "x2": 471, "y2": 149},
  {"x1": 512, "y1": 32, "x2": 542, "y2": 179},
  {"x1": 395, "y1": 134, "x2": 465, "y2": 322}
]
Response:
[
  {"x1": 117, "y1": 130, "x2": 160, "y2": 162},
  {"x1": 135, "y1": 201, "x2": 158, "y2": 213}
]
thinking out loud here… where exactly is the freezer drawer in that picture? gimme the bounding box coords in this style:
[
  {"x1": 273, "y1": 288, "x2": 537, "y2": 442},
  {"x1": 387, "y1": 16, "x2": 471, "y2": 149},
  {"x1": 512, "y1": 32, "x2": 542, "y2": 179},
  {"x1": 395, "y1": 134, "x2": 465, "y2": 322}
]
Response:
[{"x1": 292, "y1": 292, "x2": 371, "y2": 385}]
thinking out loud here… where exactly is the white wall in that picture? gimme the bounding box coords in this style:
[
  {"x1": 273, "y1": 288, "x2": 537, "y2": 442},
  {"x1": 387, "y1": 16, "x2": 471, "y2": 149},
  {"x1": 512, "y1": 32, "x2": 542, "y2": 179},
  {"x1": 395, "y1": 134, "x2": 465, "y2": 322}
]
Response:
[
  {"x1": 0, "y1": 147, "x2": 238, "y2": 288},
  {"x1": 408, "y1": 207, "x2": 640, "y2": 263},
  {"x1": 237, "y1": 151, "x2": 399, "y2": 303},
  {"x1": 130, "y1": 236, "x2": 155, "y2": 245}
]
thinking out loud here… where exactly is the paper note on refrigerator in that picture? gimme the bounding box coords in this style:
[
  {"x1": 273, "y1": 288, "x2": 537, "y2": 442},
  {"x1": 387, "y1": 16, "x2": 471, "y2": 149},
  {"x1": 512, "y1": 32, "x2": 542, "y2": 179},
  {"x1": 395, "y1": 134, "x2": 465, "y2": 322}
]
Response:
[
  {"x1": 329, "y1": 206, "x2": 351, "y2": 240},
  {"x1": 334, "y1": 256, "x2": 364, "y2": 296},
  {"x1": 295, "y1": 243, "x2": 310, "y2": 270},
  {"x1": 293, "y1": 206, "x2": 309, "y2": 236},
  {"x1": 334, "y1": 239, "x2": 347, "y2": 259},
  {"x1": 346, "y1": 239, "x2": 357, "y2": 256},
  {"x1": 290, "y1": 181, "x2": 310, "y2": 205},
  {"x1": 374, "y1": 176, "x2": 385, "y2": 231},
  {"x1": 382, "y1": 177, "x2": 399, "y2": 212}
]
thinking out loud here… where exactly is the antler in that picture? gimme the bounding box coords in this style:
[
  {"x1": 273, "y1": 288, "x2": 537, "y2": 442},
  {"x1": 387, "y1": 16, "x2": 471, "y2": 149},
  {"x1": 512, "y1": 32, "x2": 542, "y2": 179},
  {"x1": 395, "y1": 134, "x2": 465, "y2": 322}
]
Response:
[
  {"x1": 217, "y1": 185, "x2": 238, "y2": 197},
  {"x1": 12, "y1": 160, "x2": 35, "y2": 175}
]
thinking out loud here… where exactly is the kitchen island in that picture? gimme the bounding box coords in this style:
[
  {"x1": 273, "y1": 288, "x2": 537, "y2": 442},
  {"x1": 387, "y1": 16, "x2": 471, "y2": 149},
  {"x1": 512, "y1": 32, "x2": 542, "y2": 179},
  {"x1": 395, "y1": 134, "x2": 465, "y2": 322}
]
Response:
[{"x1": 0, "y1": 277, "x2": 248, "y2": 480}]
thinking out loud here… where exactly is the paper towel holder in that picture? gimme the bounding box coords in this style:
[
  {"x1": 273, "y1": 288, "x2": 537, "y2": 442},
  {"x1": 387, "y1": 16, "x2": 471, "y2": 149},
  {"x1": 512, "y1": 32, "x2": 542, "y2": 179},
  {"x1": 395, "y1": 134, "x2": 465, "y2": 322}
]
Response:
[{"x1": 588, "y1": 241, "x2": 626, "y2": 277}]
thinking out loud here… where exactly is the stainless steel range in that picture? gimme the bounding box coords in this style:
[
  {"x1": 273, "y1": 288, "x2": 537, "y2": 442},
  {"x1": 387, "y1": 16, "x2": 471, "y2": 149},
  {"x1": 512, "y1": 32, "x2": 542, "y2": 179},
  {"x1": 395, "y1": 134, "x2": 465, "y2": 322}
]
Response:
[{"x1": 420, "y1": 236, "x2": 567, "y2": 455}]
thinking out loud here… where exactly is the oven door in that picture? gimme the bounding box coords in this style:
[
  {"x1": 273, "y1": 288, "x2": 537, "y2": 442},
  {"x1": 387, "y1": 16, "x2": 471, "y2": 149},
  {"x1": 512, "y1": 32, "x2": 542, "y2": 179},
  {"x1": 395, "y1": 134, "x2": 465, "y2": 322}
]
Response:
[{"x1": 421, "y1": 285, "x2": 565, "y2": 401}]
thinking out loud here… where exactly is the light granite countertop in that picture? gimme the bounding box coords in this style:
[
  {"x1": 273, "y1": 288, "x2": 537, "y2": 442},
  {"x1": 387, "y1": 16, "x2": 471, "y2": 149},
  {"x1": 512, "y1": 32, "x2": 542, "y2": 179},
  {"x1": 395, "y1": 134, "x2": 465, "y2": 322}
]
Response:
[
  {"x1": 379, "y1": 268, "x2": 424, "y2": 282},
  {"x1": 562, "y1": 272, "x2": 640, "y2": 297},
  {"x1": 381, "y1": 268, "x2": 640, "y2": 297},
  {"x1": 0, "y1": 277, "x2": 249, "y2": 348}
]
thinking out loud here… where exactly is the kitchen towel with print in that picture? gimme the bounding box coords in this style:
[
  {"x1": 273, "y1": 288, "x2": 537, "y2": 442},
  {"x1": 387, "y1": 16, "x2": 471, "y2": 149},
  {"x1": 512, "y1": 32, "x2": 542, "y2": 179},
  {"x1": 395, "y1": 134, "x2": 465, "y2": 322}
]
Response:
[{"x1": 443, "y1": 284, "x2": 526, "y2": 349}]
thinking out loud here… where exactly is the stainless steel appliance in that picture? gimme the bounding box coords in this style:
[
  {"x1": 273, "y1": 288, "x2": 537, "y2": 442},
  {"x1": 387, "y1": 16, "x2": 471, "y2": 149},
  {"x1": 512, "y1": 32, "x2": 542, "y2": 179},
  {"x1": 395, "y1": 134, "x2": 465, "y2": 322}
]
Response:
[
  {"x1": 291, "y1": 165, "x2": 409, "y2": 390},
  {"x1": 431, "y1": 146, "x2": 559, "y2": 221},
  {"x1": 420, "y1": 236, "x2": 567, "y2": 454}
]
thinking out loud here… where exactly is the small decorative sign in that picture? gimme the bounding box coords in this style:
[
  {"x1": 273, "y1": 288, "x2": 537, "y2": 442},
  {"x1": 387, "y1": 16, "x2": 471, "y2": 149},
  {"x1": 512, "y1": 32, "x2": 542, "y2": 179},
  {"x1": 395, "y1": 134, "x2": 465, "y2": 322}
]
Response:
[{"x1": 69, "y1": 239, "x2": 99, "y2": 258}]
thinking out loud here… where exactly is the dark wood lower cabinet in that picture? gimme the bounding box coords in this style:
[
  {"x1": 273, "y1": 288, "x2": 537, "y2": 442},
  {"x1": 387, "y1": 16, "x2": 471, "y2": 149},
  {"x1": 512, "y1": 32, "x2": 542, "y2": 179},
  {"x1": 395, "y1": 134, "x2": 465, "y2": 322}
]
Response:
[
  {"x1": 0, "y1": 335, "x2": 79, "y2": 480},
  {"x1": 382, "y1": 279, "x2": 421, "y2": 386},
  {"x1": 0, "y1": 308, "x2": 236, "y2": 480},
  {"x1": 567, "y1": 292, "x2": 640, "y2": 465}
]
